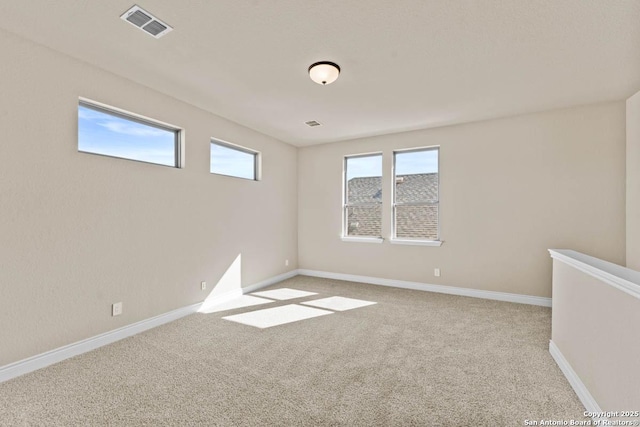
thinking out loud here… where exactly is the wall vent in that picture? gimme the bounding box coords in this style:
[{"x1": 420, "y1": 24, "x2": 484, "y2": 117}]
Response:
[
  {"x1": 120, "y1": 5, "x2": 173, "y2": 39},
  {"x1": 305, "y1": 120, "x2": 322, "y2": 127}
]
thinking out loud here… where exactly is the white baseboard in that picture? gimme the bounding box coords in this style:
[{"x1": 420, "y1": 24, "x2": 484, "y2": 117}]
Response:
[
  {"x1": 0, "y1": 268, "x2": 547, "y2": 384},
  {"x1": 0, "y1": 302, "x2": 202, "y2": 384},
  {"x1": 198, "y1": 289, "x2": 244, "y2": 313},
  {"x1": 242, "y1": 269, "x2": 299, "y2": 294},
  {"x1": 198, "y1": 269, "x2": 298, "y2": 312},
  {"x1": 549, "y1": 340, "x2": 602, "y2": 414},
  {"x1": 297, "y1": 269, "x2": 552, "y2": 307},
  {"x1": 0, "y1": 269, "x2": 299, "y2": 384}
]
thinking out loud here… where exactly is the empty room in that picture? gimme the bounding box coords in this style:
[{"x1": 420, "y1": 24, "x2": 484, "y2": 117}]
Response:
[{"x1": 1, "y1": 1, "x2": 639, "y2": 426}]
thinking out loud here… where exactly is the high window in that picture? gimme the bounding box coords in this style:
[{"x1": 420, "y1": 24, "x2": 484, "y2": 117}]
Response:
[
  {"x1": 210, "y1": 139, "x2": 260, "y2": 180},
  {"x1": 393, "y1": 147, "x2": 439, "y2": 241},
  {"x1": 78, "y1": 100, "x2": 180, "y2": 167},
  {"x1": 343, "y1": 154, "x2": 383, "y2": 239}
]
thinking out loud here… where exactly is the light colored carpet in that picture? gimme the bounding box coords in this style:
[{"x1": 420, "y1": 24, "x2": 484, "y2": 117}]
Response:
[{"x1": 0, "y1": 275, "x2": 588, "y2": 426}]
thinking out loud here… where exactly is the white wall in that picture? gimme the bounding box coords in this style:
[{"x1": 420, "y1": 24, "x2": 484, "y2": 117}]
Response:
[
  {"x1": 0, "y1": 23, "x2": 631, "y2": 368},
  {"x1": 627, "y1": 90, "x2": 640, "y2": 270},
  {"x1": 551, "y1": 256, "x2": 640, "y2": 411},
  {"x1": 298, "y1": 103, "x2": 626, "y2": 298},
  {"x1": 0, "y1": 29, "x2": 298, "y2": 366}
]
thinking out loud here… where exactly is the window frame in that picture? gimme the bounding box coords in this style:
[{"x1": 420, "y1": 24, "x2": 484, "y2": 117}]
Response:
[
  {"x1": 78, "y1": 99, "x2": 182, "y2": 168},
  {"x1": 391, "y1": 146, "x2": 442, "y2": 246},
  {"x1": 209, "y1": 138, "x2": 261, "y2": 181},
  {"x1": 342, "y1": 152, "x2": 384, "y2": 243}
]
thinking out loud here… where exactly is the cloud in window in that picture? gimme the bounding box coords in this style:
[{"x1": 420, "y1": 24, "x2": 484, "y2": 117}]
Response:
[
  {"x1": 79, "y1": 105, "x2": 166, "y2": 137},
  {"x1": 99, "y1": 120, "x2": 166, "y2": 137}
]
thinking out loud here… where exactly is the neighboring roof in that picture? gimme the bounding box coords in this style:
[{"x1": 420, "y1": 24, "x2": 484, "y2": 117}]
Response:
[
  {"x1": 347, "y1": 173, "x2": 438, "y2": 239},
  {"x1": 395, "y1": 174, "x2": 438, "y2": 203},
  {"x1": 347, "y1": 176, "x2": 382, "y2": 204}
]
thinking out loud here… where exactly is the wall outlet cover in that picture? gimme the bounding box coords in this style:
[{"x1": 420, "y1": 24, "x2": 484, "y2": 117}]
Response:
[{"x1": 112, "y1": 302, "x2": 123, "y2": 316}]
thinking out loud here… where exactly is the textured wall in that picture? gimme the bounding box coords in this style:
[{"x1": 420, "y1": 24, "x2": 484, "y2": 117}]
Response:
[
  {"x1": 0, "y1": 30, "x2": 298, "y2": 366},
  {"x1": 627, "y1": 91, "x2": 640, "y2": 270},
  {"x1": 298, "y1": 102, "x2": 626, "y2": 298}
]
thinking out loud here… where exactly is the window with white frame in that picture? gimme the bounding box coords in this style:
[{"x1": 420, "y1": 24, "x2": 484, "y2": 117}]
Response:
[
  {"x1": 78, "y1": 100, "x2": 181, "y2": 167},
  {"x1": 344, "y1": 154, "x2": 383, "y2": 238},
  {"x1": 210, "y1": 139, "x2": 260, "y2": 180},
  {"x1": 393, "y1": 147, "x2": 439, "y2": 241}
]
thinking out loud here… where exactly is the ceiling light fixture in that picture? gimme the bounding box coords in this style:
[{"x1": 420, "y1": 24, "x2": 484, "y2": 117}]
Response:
[{"x1": 308, "y1": 61, "x2": 341, "y2": 85}]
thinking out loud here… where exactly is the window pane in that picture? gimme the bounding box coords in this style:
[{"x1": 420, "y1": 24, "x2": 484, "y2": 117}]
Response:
[
  {"x1": 395, "y1": 173, "x2": 438, "y2": 204},
  {"x1": 395, "y1": 149, "x2": 438, "y2": 176},
  {"x1": 346, "y1": 155, "x2": 382, "y2": 205},
  {"x1": 394, "y1": 148, "x2": 439, "y2": 240},
  {"x1": 395, "y1": 204, "x2": 439, "y2": 240},
  {"x1": 347, "y1": 205, "x2": 382, "y2": 237},
  {"x1": 345, "y1": 154, "x2": 382, "y2": 238},
  {"x1": 210, "y1": 142, "x2": 257, "y2": 180},
  {"x1": 346, "y1": 155, "x2": 382, "y2": 180},
  {"x1": 347, "y1": 176, "x2": 382, "y2": 205},
  {"x1": 78, "y1": 104, "x2": 177, "y2": 167}
]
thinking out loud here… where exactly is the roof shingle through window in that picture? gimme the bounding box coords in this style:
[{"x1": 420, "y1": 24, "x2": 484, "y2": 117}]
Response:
[{"x1": 346, "y1": 173, "x2": 438, "y2": 239}]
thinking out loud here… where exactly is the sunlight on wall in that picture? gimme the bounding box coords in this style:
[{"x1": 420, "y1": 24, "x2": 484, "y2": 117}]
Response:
[{"x1": 198, "y1": 254, "x2": 243, "y2": 312}]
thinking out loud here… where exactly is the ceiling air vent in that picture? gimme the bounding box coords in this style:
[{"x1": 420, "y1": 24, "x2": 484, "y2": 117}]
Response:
[
  {"x1": 120, "y1": 5, "x2": 173, "y2": 39},
  {"x1": 305, "y1": 120, "x2": 322, "y2": 127}
]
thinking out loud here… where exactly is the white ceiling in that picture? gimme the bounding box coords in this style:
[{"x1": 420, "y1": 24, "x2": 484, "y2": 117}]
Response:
[{"x1": 1, "y1": 1, "x2": 639, "y2": 146}]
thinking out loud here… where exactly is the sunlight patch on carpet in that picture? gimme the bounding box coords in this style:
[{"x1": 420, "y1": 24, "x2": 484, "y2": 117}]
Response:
[
  {"x1": 222, "y1": 304, "x2": 332, "y2": 328},
  {"x1": 250, "y1": 288, "x2": 318, "y2": 300},
  {"x1": 199, "y1": 295, "x2": 275, "y2": 314},
  {"x1": 302, "y1": 296, "x2": 377, "y2": 312}
]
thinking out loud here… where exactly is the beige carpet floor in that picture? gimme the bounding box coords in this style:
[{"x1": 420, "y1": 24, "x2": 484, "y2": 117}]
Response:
[{"x1": 0, "y1": 275, "x2": 588, "y2": 426}]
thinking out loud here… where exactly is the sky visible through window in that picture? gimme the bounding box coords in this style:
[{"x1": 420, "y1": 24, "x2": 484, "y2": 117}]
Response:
[
  {"x1": 346, "y1": 150, "x2": 437, "y2": 180},
  {"x1": 78, "y1": 105, "x2": 176, "y2": 166},
  {"x1": 346, "y1": 155, "x2": 382, "y2": 180},
  {"x1": 210, "y1": 143, "x2": 256, "y2": 180},
  {"x1": 395, "y1": 149, "x2": 438, "y2": 175}
]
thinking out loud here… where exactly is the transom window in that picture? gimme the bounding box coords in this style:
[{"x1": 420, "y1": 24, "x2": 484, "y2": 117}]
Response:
[
  {"x1": 343, "y1": 154, "x2": 383, "y2": 238},
  {"x1": 210, "y1": 139, "x2": 260, "y2": 181},
  {"x1": 393, "y1": 147, "x2": 439, "y2": 241},
  {"x1": 78, "y1": 100, "x2": 180, "y2": 167}
]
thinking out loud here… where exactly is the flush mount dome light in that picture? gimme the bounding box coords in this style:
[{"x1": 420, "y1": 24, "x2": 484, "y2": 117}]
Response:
[{"x1": 308, "y1": 61, "x2": 341, "y2": 85}]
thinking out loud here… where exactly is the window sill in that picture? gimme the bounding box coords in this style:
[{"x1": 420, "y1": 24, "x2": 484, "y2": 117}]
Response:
[
  {"x1": 389, "y1": 239, "x2": 443, "y2": 247},
  {"x1": 341, "y1": 236, "x2": 384, "y2": 244}
]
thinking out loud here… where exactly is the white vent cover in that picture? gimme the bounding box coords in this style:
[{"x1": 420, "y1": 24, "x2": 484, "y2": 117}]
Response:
[
  {"x1": 305, "y1": 120, "x2": 322, "y2": 127},
  {"x1": 120, "y1": 5, "x2": 173, "y2": 39}
]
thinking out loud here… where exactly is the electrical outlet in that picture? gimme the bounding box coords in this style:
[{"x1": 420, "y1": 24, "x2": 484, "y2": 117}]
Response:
[
  {"x1": 201, "y1": 281, "x2": 207, "y2": 290},
  {"x1": 434, "y1": 268, "x2": 441, "y2": 277},
  {"x1": 112, "y1": 302, "x2": 123, "y2": 316},
  {"x1": 285, "y1": 259, "x2": 289, "y2": 266}
]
